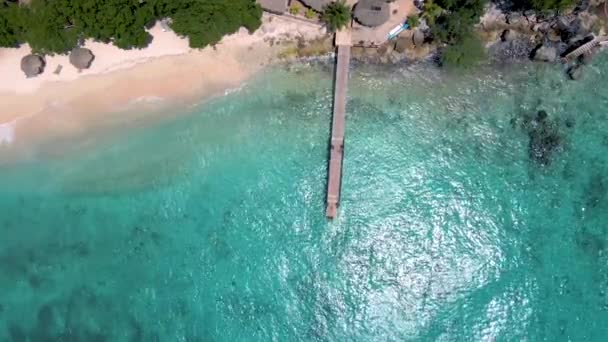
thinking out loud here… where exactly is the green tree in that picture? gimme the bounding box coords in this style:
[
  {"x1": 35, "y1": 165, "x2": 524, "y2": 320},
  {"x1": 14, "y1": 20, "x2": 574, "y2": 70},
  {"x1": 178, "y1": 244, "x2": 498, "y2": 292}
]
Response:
[
  {"x1": 305, "y1": 8, "x2": 316, "y2": 19},
  {"x1": 527, "y1": 0, "x2": 577, "y2": 10},
  {"x1": 0, "y1": 3, "x2": 24, "y2": 47},
  {"x1": 22, "y1": 0, "x2": 80, "y2": 54},
  {"x1": 407, "y1": 14, "x2": 420, "y2": 28},
  {"x1": 0, "y1": 0, "x2": 264, "y2": 54},
  {"x1": 321, "y1": 0, "x2": 351, "y2": 32},
  {"x1": 441, "y1": 33, "x2": 486, "y2": 68},
  {"x1": 290, "y1": 2, "x2": 301, "y2": 15},
  {"x1": 71, "y1": 0, "x2": 155, "y2": 49},
  {"x1": 431, "y1": 7, "x2": 480, "y2": 44},
  {"x1": 169, "y1": 0, "x2": 262, "y2": 48},
  {"x1": 421, "y1": 0, "x2": 443, "y2": 25}
]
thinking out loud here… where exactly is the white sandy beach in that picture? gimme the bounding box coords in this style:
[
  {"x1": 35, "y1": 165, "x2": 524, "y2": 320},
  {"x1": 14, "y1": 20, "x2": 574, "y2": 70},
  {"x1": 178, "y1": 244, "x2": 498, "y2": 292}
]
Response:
[{"x1": 0, "y1": 15, "x2": 326, "y2": 147}]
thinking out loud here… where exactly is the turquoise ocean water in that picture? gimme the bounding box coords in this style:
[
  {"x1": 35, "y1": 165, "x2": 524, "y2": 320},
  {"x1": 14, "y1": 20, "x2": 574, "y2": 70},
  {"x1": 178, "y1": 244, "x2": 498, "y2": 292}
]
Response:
[{"x1": 1, "y1": 55, "x2": 608, "y2": 341}]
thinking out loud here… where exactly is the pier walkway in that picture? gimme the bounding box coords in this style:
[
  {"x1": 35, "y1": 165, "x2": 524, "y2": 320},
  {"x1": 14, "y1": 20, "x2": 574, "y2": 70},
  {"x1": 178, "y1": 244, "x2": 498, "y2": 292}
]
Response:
[
  {"x1": 562, "y1": 35, "x2": 608, "y2": 62},
  {"x1": 326, "y1": 29, "x2": 352, "y2": 219}
]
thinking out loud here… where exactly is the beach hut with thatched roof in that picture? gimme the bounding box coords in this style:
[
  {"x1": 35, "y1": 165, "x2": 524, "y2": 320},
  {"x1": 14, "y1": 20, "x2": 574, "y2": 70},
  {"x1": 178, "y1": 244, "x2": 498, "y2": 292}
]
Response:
[
  {"x1": 20, "y1": 54, "x2": 45, "y2": 78},
  {"x1": 354, "y1": 0, "x2": 390, "y2": 27},
  {"x1": 69, "y1": 48, "x2": 95, "y2": 70},
  {"x1": 301, "y1": 0, "x2": 333, "y2": 12}
]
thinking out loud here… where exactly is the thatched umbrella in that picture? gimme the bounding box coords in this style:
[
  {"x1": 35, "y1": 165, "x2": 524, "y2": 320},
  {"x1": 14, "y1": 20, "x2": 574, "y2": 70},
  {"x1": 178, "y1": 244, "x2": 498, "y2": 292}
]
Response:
[
  {"x1": 20, "y1": 54, "x2": 45, "y2": 78},
  {"x1": 301, "y1": 0, "x2": 334, "y2": 12},
  {"x1": 69, "y1": 47, "x2": 95, "y2": 70},
  {"x1": 354, "y1": 0, "x2": 390, "y2": 27}
]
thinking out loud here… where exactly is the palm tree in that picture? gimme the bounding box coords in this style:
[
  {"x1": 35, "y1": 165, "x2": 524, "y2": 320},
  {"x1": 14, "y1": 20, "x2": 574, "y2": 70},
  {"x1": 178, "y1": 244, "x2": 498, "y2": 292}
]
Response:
[
  {"x1": 321, "y1": 0, "x2": 351, "y2": 32},
  {"x1": 421, "y1": 0, "x2": 444, "y2": 26}
]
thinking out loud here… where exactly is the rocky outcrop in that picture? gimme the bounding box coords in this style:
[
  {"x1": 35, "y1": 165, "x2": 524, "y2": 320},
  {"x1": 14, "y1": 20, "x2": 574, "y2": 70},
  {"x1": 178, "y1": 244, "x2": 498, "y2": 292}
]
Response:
[
  {"x1": 507, "y1": 12, "x2": 525, "y2": 26},
  {"x1": 480, "y1": 3, "x2": 604, "y2": 68},
  {"x1": 579, "y1": 48, "x2": 597, "y2": 64},
  {"x1": 394, "y1": 35, "x2": 414, "y2": 53},
  {"x1": 413, "y1": 30, "x2": 425, "y2": 47},
  {"x1": 501, "y1": 29, "x2": 517, "y2": 42},
  {"x1": 568, "y1": 64, "x2": 584, "y2": 80},
  {"x1": 533, "y1": 44, "x2": 557, "y2": 62},
  {"x1": 524, "y1": 110, "x2": 563, "y2": 166}
]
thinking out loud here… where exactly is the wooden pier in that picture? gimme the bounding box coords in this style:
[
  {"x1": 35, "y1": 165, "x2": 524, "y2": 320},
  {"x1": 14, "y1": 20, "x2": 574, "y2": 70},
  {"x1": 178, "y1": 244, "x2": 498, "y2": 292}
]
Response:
[
  {"x1": 562, "y1": 34, "x2": 608, "y2": 62},
  {"x1": 326, "y1": 30, "x2": 352, "y2": 219}
]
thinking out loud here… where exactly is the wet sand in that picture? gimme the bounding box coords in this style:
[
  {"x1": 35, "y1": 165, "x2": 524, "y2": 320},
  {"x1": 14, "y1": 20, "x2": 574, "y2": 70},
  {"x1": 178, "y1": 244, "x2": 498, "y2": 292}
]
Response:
[{"x1": 0, "y1": 15, "x2": 326, "y2": 149}]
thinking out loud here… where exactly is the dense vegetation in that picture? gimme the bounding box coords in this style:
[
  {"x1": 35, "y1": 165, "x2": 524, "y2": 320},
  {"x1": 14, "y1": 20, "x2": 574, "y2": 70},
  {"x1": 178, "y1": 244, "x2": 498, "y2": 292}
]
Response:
[
  {"x1": 440, "y1": 34, "x2": 486, "y2": 68},
  {"x1": 0, "y1": 0, "x2": 262, "y2": 54},
  {"x1": 321, "y1": 0, "x2": 351, "y2": 32},
  {"x1": 426, "y1": 0, "x2": 578, "y2": 67},
  {"x1": 525, "y1": 0, "x2": 577, "y2": 11},
  {"x1": 428, "y1": 0, "x2": 487, "y2": 67},
  {"x1": 407, "y1": 14, "x2": 420, "y2": 28}
]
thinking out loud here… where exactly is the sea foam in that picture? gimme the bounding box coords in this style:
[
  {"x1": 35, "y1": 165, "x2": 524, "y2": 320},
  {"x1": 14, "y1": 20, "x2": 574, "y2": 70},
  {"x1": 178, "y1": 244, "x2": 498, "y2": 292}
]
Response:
[{"x1": 0, "y1": 119, "x2": 17, "y2": 144}]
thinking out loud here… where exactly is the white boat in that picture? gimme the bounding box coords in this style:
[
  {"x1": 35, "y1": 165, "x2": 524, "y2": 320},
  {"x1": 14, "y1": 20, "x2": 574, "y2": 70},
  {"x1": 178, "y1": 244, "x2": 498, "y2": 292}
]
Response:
[{"x1": 388, "y1": 22, "x2": 409, "y2": 40}]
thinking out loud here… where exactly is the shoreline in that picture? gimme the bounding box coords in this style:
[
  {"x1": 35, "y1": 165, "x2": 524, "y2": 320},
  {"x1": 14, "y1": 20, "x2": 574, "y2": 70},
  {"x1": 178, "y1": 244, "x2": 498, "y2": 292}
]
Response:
[
  {"x1": 0, "y1": 15, "x2": 327, "y2": 149},
  {"x1": 1, "y1": 5, "x2": 605, "y2": 153}
]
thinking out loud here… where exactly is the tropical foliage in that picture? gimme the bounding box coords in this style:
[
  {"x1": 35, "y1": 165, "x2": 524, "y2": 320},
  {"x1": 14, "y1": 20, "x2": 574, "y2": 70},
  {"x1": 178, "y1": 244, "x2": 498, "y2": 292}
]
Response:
[
  {"x1": 407, "y1": 14, "x2": 420, "y2": 28},
  {"x1": 440, "y1": 33, "x2": 486, "y2": 68},
  {"x1": 421, "y1": 0, "x2": 443, "y2": 26},
  {"x1": 168, "y1": 0, "x2": 262, "y2": 48},
  {"x1": 425, "y1": 0, "x2": 487, "y2": 67},
  {"x1": 305, "y1": 8, "x2": 316, "y2": 19},
  {"x1": 290, "y1": 2, "x2": 301, "y2": 15},
  {"x1": 526, "y1": 0, "x2": 577, "y2": 10},
  {"x1": 321, "y1": 0, "x2": 351, "y2": 32},
  {"x1": 0, "y1": 3, "x2": 23, "y2": 48},
  {"x1": 0, "y1": 0, "x2": 263, "y2": 54},
  {"x1": 71, "y1": 0, "x2": 155, "y2": 50}
]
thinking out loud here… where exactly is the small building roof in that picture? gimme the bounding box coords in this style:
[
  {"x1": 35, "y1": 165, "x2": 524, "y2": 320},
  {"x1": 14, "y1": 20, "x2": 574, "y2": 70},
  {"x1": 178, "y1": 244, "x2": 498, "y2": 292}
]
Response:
[
  {"x1": 20, "y1": 54, "x2": 45, "y2": 78},
  {"x1": 257, "y1": 0, "x2": 290, "y2": 13},
  {"x1": 354, "y1": 0, "x2": 390, "y2": 27},
  {"x1": 301, "y1": 0, "x2": 334, "y2": 12},
  {"x1": 69, "y1": 47, "x2": 95, "y2": 70}
]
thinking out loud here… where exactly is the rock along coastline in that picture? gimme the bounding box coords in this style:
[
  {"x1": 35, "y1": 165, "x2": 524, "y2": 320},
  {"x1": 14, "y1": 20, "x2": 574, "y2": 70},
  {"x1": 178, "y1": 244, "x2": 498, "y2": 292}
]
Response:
[{"x1": 310, "y1": 1, "x2": 608, "y2": 79}]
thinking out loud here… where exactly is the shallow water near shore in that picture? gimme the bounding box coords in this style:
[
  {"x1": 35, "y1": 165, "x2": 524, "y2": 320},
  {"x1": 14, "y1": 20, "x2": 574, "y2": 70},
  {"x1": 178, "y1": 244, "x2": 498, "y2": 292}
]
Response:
[{"x1": 1, "y1": 55, "x2": 608, "y2": 340}]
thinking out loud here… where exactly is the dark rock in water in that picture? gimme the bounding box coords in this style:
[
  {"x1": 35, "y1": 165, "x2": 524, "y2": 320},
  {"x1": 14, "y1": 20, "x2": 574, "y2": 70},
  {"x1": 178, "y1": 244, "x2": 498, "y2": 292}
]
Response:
[
  {"x1": 585, "y1": 174, "x2": 606, "y2": 209},
  {"x1": 529, "y1": 130, "x2": 561, "y2": 165},
  {"x1": 568, "y1": 65, "x2": 584, "y2": 80},
  {"x1": 579, "y1": 51, "x2": 595, "y2": 65},
  {"x1": 526, "y1": 110, "x2": 563, "y2": 166},
  {"x1": 576, "y1": 230, "x2": 606, "y2": 256},
  {"x1": 558, "y1": 319, "x2": 568, "y2": 335},
  {"x1": 8, "y1": 324, "x2": 27, "y2": 342},
  {"x1": 37, "y1": 304, "x2": 55, "y2": 332},
  {"x1": 490, "y1": 38, "x2": 535, "y2": 62},
  {"x1": 564, "y1": 117, "x2": 575, "y2": 128},
  {"x1": 128, "y1": 316, "x2": 144, "y2": 342},
  {"x1": 28, "y1": 274, "x2": 44, "y2": 289},
  {"x1": 536, "y1": 110, "x2": 548, "y2": 122},
  {"x1": 532, "y1": 44, "x2": 557, "y2": 62}
]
